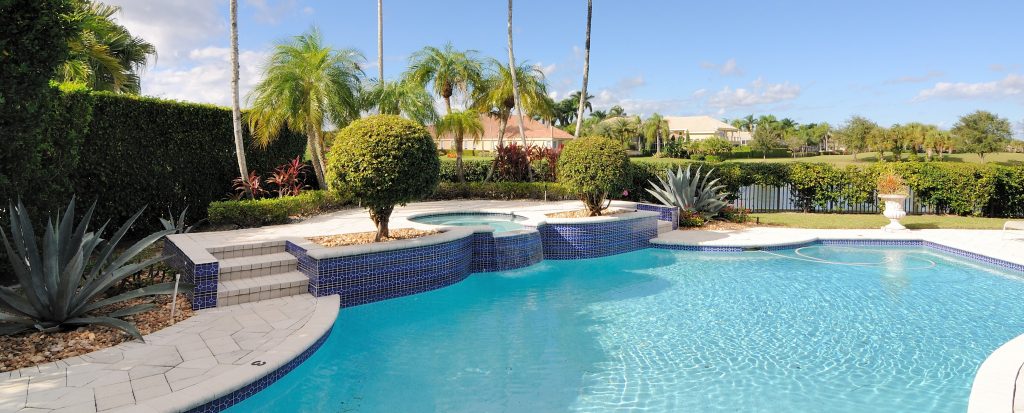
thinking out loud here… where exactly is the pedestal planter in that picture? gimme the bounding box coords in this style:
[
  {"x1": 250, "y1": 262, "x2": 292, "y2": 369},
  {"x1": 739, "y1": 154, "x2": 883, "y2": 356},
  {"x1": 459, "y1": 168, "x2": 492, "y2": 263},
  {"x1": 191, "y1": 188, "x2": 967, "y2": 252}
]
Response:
[{"x1": 879, "y1": 194, "x2": 908, "y2": 232}]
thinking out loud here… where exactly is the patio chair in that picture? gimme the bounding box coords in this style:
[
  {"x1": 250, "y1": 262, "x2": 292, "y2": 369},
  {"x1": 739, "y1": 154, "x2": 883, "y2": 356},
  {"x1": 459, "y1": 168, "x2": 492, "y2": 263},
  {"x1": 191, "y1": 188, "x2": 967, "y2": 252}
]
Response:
[{"x1": 1005, "y1": 221, "x2": 1024, "y2": 240}]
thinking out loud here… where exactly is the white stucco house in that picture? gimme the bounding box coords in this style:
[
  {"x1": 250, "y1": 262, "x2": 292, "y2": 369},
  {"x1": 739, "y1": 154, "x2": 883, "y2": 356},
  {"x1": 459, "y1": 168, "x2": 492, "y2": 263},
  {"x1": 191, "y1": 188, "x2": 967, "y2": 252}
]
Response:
[
  {"x1": 429, "y1": 114, "x2": 573, "y2": 151},
  {"x1": 665, "y1": 116, "x2": 746, "y2": 144}
]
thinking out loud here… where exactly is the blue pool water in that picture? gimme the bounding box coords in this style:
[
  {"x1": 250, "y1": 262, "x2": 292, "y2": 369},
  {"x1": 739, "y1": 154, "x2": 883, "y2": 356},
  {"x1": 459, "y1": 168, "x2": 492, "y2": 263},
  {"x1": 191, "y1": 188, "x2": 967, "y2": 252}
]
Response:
[
  {"x1": 409, "y1": 213, "x2": 527, "y2": 233},
  {"x1": 227, "y1": 246, "x2": 1024, "y2": 412}
]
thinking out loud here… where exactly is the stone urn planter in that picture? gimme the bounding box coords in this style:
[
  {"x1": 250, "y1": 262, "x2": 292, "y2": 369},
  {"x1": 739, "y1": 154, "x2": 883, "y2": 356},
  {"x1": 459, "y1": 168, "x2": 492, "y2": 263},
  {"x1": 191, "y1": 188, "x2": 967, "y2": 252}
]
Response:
[{"x1": 879, "y1": 194, "x2": 908, "y2": 232}]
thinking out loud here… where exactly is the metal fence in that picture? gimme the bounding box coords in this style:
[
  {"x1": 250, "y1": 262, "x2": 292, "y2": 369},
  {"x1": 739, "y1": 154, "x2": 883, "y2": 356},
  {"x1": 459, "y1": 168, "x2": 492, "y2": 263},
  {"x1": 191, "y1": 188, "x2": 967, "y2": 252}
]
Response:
[{"x1": 735, "y1": 184, "x2": 936, "y2": 214}]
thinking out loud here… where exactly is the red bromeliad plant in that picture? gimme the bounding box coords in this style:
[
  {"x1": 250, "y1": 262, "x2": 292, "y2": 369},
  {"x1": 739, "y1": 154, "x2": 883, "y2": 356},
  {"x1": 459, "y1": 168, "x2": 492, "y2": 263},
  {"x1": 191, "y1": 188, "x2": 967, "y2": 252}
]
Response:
[
  {"x1": 266, "y1": 156, "x2": 309, "y2": 197},
  {"x1": 231, "y1": 170, "x2": 267, "y2": 200}
]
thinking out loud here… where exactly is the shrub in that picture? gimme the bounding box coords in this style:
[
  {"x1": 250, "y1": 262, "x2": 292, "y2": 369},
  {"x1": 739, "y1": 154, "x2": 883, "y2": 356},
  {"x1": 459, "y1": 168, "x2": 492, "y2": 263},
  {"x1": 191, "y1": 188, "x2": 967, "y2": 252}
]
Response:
[
  {"x1": 528, "y1": 146, "x2": 561, "y2": 182},
  {"x1": 494, "y1": 143, "x2": 531, "y2": 182},
  {"x1": 0, "y1": 199, "x2": 186, "y2": 340},
  {"x1": 690, "y1": 154, "x2": 705, "y2": 161},
  {"x1": 207, "y1": 190, "x2": 351, "y2": 227},
  {"x1": 705, "y1": 155, "x2": 723, "y2": 163},
  {"x1": 431, "y1": 182, "x2": 574, "y2": 201},
  {"x1": 558, "y1": 137, "x2": 630, "y2": 215},
  {"x1": 327, "y1": 115, "x2": 439, "y2": 240},
  {"x1": 440, "y1": 158, "x2": 491, "y2": 182}
]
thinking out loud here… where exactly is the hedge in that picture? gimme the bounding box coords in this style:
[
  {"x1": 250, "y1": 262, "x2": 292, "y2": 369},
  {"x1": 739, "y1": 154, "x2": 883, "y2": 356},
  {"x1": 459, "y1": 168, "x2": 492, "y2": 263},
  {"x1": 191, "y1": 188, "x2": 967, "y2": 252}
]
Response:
[
  {"x1": 208, "y1": 190, "x2": 352, "y2": 228},
  {"x1": 430, "y1": 182, "x2": 575, "y2": 201},
  {"x1": 1, "y1": 89, "x2": 306, "y2": 283}
]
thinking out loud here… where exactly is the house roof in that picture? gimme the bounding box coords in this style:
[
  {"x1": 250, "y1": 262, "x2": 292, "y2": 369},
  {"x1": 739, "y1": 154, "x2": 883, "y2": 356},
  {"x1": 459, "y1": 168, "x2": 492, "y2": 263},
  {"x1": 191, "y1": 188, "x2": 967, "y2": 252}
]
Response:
[
  {"x1": 429, "y1": 114, "x2": 573, "y2": 141},
  {"x1": 664, "y1": 116, "x2": 738, "y2": 133}
]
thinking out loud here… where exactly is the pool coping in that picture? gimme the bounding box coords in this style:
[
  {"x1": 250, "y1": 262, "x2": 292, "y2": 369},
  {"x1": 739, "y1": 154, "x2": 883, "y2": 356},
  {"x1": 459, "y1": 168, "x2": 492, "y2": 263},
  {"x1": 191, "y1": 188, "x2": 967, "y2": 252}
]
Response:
[{"x1": 131, "y1": 295, "x2": 339, "y2": 413}]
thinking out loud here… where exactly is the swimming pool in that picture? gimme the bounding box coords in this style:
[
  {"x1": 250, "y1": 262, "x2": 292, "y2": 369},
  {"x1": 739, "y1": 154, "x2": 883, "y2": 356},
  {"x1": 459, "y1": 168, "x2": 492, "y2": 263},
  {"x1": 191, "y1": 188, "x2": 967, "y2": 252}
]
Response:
[
  {"x1": 227, "y1": 245, "x2": 1024, "y2": 412},
  {"x1": 409, "y1": 212, "x2": 528, "y2": 233}
]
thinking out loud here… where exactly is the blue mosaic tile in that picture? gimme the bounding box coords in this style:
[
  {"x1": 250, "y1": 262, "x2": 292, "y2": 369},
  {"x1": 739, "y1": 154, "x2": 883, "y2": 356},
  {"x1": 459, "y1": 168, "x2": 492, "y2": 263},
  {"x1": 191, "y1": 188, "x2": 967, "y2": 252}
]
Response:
[
  {"x1": 539, "y1": 216, "x2": 659, "y2": 259},
  {"x1": 636, "y1": 203, "x2": 680, "y2": 230},
  {"x1": 652, "y1": 244, "x2": 744, "y2": 252},
  {"x1": 163, "y1": 240, "x2": 219, "y2": 310}
]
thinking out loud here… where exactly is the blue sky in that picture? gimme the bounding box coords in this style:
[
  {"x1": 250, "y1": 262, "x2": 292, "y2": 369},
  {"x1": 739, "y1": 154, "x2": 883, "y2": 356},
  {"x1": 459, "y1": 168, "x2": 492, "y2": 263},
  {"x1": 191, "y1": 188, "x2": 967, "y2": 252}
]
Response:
[{"x1": 110, "y1": 0, "x2": 1023, "y2": 135}]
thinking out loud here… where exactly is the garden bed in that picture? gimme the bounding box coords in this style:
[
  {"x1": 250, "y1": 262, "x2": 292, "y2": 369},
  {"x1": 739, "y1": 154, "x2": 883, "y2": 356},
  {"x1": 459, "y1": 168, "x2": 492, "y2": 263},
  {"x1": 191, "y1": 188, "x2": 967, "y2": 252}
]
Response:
[
  {"x1": 309, "y1": 228, "x2": 441, "y2": 247},
  {"x1": 0, "y1": 293, "x2": 193, "y2": 372}
]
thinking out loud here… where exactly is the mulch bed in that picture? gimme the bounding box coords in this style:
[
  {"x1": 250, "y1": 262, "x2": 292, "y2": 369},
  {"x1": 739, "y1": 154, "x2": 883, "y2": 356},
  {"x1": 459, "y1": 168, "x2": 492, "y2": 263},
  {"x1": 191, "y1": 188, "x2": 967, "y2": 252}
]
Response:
[
  {"x1": 545, "y1": 209, "x2": 631, "y2": 219},
  {"x1": 310, "y1": 228, "x2": 441, "y2": 247},
  {"x1": 0, "y1": 293, "x2": 193, "y2": 372}
]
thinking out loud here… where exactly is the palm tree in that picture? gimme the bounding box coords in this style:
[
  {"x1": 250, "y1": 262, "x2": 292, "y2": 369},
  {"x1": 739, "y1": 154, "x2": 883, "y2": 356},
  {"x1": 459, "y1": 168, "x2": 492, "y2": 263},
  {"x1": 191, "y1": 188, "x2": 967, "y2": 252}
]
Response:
[
  {"x1": 471, "y1": 59, "x2": 550, "y2": 148},
  {"x1": 590, "y1": 110, "x2": 608, "y2": 120},
  {"x1": 247, "y1": 28, "x2": 364, "y2": 189},
  {"x1": 405, "y1": 43, "x2": 483, "y2": 115},
  {"x1": 60, "y1": 1, "x2": 156, "y2": 94},
  {"x1": 377, "y1": 0, "x2": 383, "y2": 82},
  {"x1": 361, "y1": 79, "x2": 439, "y2": 125},
  {"x1": 574, "y1": 0, "x2": 592, "y2": 138},
  {"x1": 608, "y1": 105, "x2": 627, "y2": 117},
  {"x1": 506, "y1": 0, "x2": 528, "y2": 153},
  {"x1": 435, "y1": 110, "x2": 484, "y2": 183},
  {"x1": 569, "y1": 90, "x2": 593, "y2": 115},
  {"x1": 229, "y1": 0, "x2": 249, "y2": 198},
  {"x1": 642, "y1": 113, "x2": 669, "y2": 153}
]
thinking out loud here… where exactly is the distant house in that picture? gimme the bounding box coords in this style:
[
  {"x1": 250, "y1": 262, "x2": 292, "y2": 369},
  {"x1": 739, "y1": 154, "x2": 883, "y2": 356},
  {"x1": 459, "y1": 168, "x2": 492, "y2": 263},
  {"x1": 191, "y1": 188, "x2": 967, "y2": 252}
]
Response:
[
  {"x1": 429, "y1": 114, "x2": 574, "y2": 151},
  {"x1": 664, "y1": 116, "x2": 744, "y2": 144}
]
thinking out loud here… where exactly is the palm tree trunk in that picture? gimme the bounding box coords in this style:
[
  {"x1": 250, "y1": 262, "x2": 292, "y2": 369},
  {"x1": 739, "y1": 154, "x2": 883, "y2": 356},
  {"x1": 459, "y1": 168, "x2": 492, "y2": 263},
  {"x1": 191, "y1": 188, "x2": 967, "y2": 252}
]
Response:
[
  {"x1": 455, "y1": 135, "x2": 465, "y2": 183},
  {"x1": 307, "y1": 130, "x2": 327, "y2": 189},
  {"x1": 506, "y1": 0, "x2": 529, "y2": 155},
  {"x1": 230, "y1": 0, "x2": 250, "y2": 198},
  {"x1": 574, "y1": 0, "x2": 592, "y2": 138},
  {"x1": 377, "y1": 0, "x2": 384, "y2": 82},
  {"x1": 444, "y1": 95, "x2": 452, "y2": 115}
]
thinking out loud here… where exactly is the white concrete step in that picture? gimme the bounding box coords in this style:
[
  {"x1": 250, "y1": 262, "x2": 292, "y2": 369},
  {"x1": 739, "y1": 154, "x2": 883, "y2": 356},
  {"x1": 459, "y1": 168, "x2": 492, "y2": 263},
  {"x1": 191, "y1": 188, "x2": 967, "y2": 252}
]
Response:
[
  {"x1": 208, "y1": 240, "x2": 286, "y2": 259},
  {"x1": 218, "y1": 252, "x2": 297, "y2": 280},
  {"x1": 216, "y1": 271, "x2": 309, "y2": 306},
  {"x1": 657, "y1": 220, "x2": 674, "y2": 234}
]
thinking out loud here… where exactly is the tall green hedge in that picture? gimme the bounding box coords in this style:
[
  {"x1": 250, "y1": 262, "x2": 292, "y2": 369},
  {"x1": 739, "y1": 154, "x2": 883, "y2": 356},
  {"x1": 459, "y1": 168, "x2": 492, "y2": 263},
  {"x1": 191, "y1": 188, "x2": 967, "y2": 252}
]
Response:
[{"x1": 1, "y1": 89, "x2": 305, "y2": 284}]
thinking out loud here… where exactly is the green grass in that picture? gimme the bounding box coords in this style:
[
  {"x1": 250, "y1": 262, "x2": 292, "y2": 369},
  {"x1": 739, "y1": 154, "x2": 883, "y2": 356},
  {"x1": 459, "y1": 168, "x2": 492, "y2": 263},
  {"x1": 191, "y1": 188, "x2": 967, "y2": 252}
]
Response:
[
  {"x1": 751, "y1": 212, "x2": 1009, "y2": 229},
  {"x1": 634, "y1": 152, "x2": 1024, "y2": 166}
]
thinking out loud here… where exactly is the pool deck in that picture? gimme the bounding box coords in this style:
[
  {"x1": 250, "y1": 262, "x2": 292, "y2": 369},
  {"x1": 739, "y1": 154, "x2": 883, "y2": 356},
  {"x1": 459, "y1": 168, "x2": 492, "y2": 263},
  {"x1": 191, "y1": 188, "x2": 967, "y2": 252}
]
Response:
[{"x1": 1, "y1": 199, "x2": 1021, "y2": 412}]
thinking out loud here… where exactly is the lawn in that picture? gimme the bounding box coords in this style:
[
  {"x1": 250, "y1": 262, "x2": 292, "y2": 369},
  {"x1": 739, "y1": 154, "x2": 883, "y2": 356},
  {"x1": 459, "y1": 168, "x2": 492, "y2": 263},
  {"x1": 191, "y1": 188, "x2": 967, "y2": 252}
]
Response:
[
  {"x1": 751, "y1": 212, "x2": 1010, "y2": 230},
  {"x1": 634, "y1": 152, "x2": 1024, "y2": 166}
]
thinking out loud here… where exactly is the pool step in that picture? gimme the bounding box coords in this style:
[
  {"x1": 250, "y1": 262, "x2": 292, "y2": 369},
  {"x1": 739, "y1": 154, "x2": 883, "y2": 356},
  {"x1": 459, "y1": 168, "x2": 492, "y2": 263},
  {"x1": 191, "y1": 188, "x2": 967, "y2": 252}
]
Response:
[
  {"x1": 657, "y1": 220, "x2": 674, "y2": 234},
  {"x1": 216, "y1": 271, "x2": 308, "y2": 306},
  {"x1": 208, "y1": 243, "x2": 311, "y2": 307},
  {"x1": 218, "y1": 252, "x2": 297, "y2": 281}
]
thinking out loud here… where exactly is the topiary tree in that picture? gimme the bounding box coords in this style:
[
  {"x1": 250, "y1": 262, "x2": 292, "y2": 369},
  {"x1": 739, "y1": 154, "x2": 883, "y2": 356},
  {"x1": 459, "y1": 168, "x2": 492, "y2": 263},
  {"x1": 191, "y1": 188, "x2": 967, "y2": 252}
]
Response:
[
  {"x1": 557, "y1": 136, "x2": 629, "y2": 216},
  {"x1": 326, "y1": 115, "x2": 440, "y2": 240}
]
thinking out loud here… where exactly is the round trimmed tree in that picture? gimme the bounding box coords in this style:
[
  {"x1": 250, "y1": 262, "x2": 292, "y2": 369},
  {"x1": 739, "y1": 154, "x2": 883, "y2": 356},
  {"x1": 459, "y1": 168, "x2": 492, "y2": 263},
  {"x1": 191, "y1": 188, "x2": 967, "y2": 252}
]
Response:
[
  {"x1": 326, "y1": 115, "x2": 440, "y2": 240},
  {"x1": 557, "y1": 136, "x2": 630, "y2": 216}
]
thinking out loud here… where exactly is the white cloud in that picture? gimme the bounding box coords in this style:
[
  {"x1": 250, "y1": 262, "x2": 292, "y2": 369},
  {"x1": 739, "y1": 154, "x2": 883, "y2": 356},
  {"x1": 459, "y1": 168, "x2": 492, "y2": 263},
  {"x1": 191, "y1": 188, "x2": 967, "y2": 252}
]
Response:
[
  {"x1": 914, "y1": 74, "x2": 1024, "y2": 101},
  {"x1": 705, "y1": 78, "x2": 801, "y2": 109},
  {"x1": 106, "y1": 0, "x2": 225, "y2": 65},
  {"x1": 536, "y1": 62, "x2": 558, "y2": 77},
  {"x1": 140, "y1": 48, "x2": 268, "y2": 106},
  {"x1": 699, "y1": 58, "x2": 744, "y2": 76}
]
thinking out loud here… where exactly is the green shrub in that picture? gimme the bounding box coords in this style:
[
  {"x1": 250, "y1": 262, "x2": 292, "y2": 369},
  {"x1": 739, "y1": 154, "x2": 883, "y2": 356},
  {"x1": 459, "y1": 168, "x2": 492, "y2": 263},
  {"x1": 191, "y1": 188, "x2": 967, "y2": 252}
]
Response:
[
  {"x1": 207, "y1": 190, "x2": 351, "y2": 227},
  {"x1": 558, "y1": 137, "x2": 630, "y2": 215},
  {"x1": 690, "y1": 154, "x2": 705, "y2": 161},
  {"x1": 439, "y1": 157, "x2": 491, "y2": 182},
  {"x1": 431, "y1": 182, "x2": 574, "y2": 201},
  {"x1": 327, "y1": 115, "x2": 439, "y2": 240},
  {"x1": 705, "y1": 155, "x2": 723, "y2": 163}
]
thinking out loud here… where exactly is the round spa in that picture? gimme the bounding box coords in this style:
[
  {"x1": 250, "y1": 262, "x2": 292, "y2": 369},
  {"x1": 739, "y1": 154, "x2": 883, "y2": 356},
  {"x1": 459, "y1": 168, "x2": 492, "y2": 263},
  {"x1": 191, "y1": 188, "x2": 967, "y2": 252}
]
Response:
[{"x1": 409, "y1": 212, "x2": 528, "y2": 233}]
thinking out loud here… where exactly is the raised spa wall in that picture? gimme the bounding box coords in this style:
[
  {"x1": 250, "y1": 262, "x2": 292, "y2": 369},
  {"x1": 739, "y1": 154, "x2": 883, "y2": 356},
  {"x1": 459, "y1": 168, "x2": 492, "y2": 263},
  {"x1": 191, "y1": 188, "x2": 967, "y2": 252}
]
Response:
[{"x1": 279, "y1": 209, "x2": 664, "y2": 308}]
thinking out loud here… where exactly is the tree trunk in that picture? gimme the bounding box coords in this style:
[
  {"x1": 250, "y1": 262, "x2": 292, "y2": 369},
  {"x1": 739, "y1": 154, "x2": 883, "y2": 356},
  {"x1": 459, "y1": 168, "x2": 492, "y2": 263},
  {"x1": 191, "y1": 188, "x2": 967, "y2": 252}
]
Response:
[
  {"x1": 926, "y1": 147, "x2": 933, "y2": 161},
  {"x1": 370, "y1": 205, "x2": 394, "y2": 241},
  {"x1": 506, "y1": 0, "x2": 531, "y2": 181},
  {"x1": 307, "y1": 131, "x2": 327, "y2": 190},
  {"x1": 377, "y1": 0, "x2": 383, "y2": 82},
  {"x1": 574, "y1": 0, "x2": 592, "y2": 138},
  {"x1": 229, "y1": 0, "x2": 250, "y2": 198},
  {"x1": 443, "y1": 95, "x2": 452, "y2": 116},
  {"x1": 455, "y1": 135, "x2": 465, "y2": 183}
]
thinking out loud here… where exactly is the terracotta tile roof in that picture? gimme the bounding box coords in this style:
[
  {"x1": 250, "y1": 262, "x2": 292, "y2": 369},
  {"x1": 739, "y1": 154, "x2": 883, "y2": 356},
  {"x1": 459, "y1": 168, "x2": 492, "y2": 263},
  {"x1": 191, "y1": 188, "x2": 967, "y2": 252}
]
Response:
[{"x1": 429, "y1": 114, "x2": 573, "y2": 141}]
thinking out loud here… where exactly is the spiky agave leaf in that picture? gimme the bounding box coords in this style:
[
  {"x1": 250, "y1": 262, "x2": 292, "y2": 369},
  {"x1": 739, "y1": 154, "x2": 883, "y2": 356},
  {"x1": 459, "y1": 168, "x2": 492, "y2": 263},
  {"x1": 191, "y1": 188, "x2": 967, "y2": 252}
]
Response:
[
  {"x1": 0, "y1": 199, "x2": 186, "y2": 341},
  {"x1": 645, "y1": 164, "x2": 731, "y2": 220}
]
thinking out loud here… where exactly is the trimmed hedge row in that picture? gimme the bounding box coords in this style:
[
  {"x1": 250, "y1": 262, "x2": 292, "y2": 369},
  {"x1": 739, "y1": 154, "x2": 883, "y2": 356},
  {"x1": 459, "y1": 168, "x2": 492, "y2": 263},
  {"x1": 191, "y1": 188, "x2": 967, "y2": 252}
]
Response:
[
  {"x1": 622, "y1": 159, "x2": 1024, "y2": 217},
  {"x1": 208, "y1": 190, "x2": 352, "y2": 227},
  {"x1": 430, "y1": 182, "x2": 575, "y2": 201}
]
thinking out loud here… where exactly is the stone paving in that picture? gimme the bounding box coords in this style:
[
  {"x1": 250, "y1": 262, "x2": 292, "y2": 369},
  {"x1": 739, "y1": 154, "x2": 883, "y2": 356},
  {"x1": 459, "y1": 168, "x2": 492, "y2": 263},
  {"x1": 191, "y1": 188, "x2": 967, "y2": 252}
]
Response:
[{"x1": 0, "y1": 294, "x2": 337, "y2": 413}]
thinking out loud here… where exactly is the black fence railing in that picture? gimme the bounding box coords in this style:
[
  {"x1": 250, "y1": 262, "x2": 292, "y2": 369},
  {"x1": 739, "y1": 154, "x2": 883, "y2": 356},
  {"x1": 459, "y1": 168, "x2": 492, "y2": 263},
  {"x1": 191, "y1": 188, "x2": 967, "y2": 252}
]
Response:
[{"x1": 735, "y1": 184, "x2": 936, "y2": 215}]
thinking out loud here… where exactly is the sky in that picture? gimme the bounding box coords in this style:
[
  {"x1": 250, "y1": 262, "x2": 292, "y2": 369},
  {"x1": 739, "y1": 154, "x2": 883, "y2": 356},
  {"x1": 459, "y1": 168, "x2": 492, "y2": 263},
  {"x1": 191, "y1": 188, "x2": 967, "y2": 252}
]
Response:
[{"x1": 107, "y1": 0, "x2": 1024, "y2": 136}]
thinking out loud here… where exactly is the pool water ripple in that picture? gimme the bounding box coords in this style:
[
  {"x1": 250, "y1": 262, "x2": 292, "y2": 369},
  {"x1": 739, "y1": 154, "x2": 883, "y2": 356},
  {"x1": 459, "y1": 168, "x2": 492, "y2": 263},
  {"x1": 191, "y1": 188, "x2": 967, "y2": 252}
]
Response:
[{"x1": 228, "y1": 246, "x2": 1024, "y2": 412}]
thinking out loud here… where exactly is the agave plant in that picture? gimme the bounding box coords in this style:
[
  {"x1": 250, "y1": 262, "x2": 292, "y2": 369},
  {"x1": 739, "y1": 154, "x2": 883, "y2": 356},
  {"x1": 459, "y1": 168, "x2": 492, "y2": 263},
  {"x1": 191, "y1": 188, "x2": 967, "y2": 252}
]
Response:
[
  {"x1": 0, "y1": 199, "x2": 187, "y2": 340},
  {"x1": 160, "y1": 206, "x2": 199, "y2": 234},
  {"x1": 647, "y1": 165, "x2": 729, "y2": 220}
]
